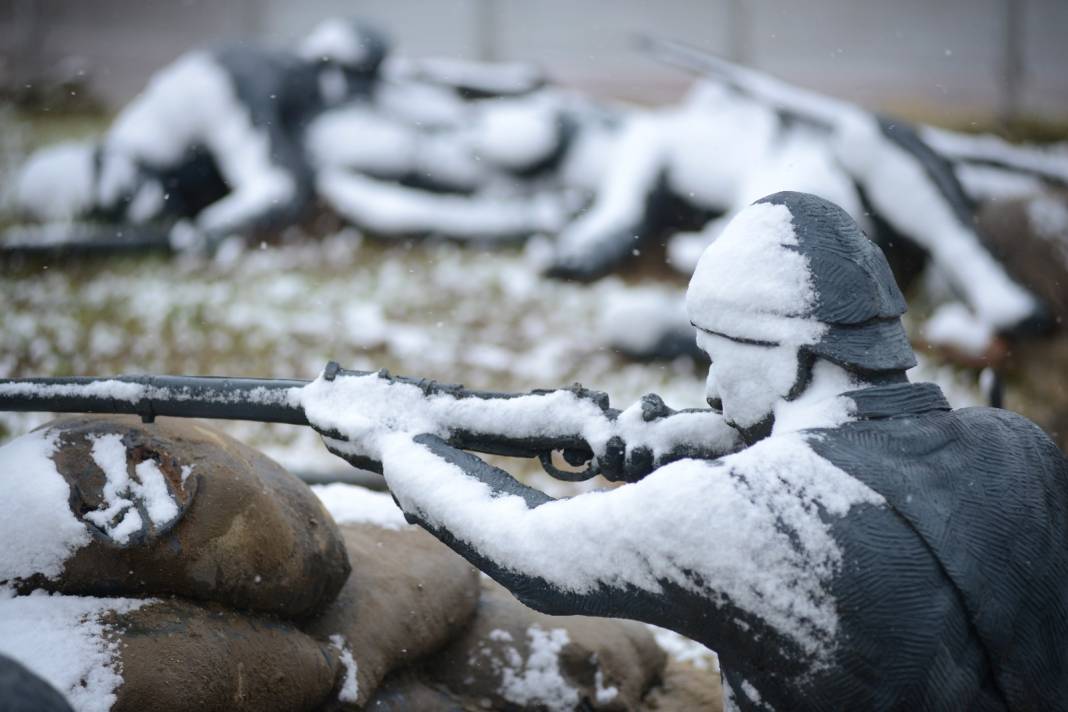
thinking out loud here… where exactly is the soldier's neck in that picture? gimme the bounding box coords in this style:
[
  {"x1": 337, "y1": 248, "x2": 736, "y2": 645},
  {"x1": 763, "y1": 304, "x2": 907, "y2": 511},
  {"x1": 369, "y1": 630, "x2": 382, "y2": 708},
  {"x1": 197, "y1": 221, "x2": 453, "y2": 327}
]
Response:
[{"x1": 771, "y1": 361, "x2": 878, "y2": 435}]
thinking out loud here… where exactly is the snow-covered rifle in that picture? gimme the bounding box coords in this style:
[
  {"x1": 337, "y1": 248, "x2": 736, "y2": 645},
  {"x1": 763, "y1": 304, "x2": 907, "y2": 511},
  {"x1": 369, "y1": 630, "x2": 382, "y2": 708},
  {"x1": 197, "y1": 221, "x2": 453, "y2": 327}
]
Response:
[{"x1": 0, "y1": 362, "x2": 739, "y2": 483}]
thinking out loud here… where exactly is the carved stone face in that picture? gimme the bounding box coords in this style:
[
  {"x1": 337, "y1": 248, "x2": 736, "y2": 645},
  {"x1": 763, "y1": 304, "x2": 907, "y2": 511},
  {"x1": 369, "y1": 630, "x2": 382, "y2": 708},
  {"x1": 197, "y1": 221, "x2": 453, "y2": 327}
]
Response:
[{"x1": 695, "y1": 330, "x2": 804, "y2": 443}]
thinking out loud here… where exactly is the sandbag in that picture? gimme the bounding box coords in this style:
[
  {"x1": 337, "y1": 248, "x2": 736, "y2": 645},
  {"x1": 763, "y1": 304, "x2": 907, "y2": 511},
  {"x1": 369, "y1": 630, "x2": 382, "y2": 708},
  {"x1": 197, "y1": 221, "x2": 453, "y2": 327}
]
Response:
[
  {"x1": 417, "y1": 578, "x2": 666, "y2": 711},
  {"x1": 0, "y1": 592, "x2": 343, "y2": 712},
  {"x1": 2, "y1": 415, "x2": 350, "y2": 619},
  {"x1": 112, "y1": 598, "x2": 341, "y2": 712},
  {"x1": 302, "y1": 522, "x2": 480, "y2": 707}
]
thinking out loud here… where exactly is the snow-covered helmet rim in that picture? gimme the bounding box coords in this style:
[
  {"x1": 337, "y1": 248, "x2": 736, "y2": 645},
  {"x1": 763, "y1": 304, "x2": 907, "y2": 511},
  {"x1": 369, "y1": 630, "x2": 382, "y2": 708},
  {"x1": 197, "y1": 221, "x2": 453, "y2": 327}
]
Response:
[
  {"x1": 685, "y1": 191, "x2": 916, "y2": 374},
  {"x1": 299, "y1": 18, "x2": 390, "y2": 75}
]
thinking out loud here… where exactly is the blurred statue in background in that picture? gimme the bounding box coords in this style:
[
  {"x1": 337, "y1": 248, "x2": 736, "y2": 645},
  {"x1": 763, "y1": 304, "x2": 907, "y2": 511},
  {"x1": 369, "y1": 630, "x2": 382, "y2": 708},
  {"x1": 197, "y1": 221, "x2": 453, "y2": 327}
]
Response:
[
  {"x1": 10, "y1": 27, "x2": 1066, "y2": 363},
  {"x1": 14, "y1": 18, "x2": 390, "y2": 245},
  {"x1": 550, "y1": 41, "x2": 1064, "y2": 361},
  {"x1": 10, "y1": 18, "x2": 592, "y2": 246}
]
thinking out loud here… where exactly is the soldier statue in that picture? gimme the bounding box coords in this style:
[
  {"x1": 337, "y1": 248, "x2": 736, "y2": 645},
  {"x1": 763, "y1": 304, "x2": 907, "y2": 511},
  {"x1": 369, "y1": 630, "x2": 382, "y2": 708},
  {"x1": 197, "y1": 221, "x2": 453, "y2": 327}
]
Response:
[{"x1": 319, "y1": 192, "x2": 1068, "y2": 709}]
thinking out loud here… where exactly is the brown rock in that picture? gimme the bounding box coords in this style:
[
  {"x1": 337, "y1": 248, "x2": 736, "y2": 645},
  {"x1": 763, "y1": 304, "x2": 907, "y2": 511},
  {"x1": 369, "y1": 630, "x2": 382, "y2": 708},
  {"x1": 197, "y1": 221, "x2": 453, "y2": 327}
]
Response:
[
  {"x1": 111, "y1": 598, "x2": 340, "y2": 712},
  {"x1": 415, "y1": 578, "x2": 666, "y2": 711},
  {"x1": 640, "y1": 658, "x2": 723, "y2": 712},
  {"x1": 302, "y1": 523, "x2": 480, "y2": 708},
  {"x1": 17, "y1": 415, "x2": 350, "y2": 619}
]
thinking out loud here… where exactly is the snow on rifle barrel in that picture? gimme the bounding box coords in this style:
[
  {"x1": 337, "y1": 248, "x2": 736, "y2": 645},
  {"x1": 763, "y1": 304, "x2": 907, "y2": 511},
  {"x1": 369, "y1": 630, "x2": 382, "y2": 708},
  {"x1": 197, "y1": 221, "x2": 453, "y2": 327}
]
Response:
[{"x1": 0, "y1": 362, "x2": 739, "y2": 482}]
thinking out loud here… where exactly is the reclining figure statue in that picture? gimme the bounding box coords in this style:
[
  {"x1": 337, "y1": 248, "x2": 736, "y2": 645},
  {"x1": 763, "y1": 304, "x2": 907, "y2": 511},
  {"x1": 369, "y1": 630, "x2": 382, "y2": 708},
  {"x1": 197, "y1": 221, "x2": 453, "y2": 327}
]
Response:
[
  {"x1": 2, "y1": 192, "x2": 1065, "y2": 709},
  {"x1": 9, "y1": 18, "x2": 578, "y2": 249},
  {"x1": 13, "y1": 18, "x2": 391, "y2": 245}
]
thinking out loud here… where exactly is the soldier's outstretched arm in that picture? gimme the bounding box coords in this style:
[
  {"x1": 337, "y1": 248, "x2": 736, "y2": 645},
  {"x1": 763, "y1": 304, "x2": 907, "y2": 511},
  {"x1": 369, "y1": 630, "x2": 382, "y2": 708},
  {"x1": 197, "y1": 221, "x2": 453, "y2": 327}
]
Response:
[
  {"x1": 299, "y1": 368, "x2": 741, "y2": 483},
  {"x1": 369, "y1": 429, "x2": 881, "y2": 681}
]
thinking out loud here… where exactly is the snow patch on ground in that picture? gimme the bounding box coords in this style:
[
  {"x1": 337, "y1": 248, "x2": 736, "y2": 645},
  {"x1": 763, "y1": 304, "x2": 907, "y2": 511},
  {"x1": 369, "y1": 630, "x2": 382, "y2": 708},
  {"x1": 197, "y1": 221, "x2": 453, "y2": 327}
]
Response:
[
  {"x1": 312, "y1": 483, "x2": 409, "y2": 529},
  {"x1": 0, "y1": 592, "x2": 147, "y2": 712}
]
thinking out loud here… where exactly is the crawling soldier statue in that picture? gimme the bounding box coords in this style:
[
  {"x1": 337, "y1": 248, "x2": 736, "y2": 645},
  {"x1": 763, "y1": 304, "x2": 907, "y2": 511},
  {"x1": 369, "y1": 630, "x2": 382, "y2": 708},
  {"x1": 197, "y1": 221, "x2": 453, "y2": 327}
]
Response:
[{"x1": 314, "y1": 192, "x2": 1068, "y2": 709}]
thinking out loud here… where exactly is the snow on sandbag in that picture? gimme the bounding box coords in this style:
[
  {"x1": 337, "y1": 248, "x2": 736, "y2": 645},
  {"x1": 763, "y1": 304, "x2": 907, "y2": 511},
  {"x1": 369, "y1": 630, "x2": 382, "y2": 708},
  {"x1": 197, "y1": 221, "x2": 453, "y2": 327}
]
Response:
[
  {"x1": 0, "y1": 593, "x2": 148, "y2": 712},
  {"x1": 301, "y1": 515, "x2": 480, "y2": 708},
  {"x1": 0, "y1": 415, "x2": 350, "y2": 619},
  {"x1": 0, "y1": 593, "x2": 341, "y2": 712},
  {"x1": 410, "y1": 578, "x2": 667, "y2": 711}
]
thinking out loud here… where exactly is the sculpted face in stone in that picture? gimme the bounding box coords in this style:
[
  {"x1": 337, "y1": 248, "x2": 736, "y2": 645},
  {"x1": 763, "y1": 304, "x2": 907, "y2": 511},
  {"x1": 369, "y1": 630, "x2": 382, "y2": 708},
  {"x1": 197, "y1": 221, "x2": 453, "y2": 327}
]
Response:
[
  {"x1": 686, "y1": 191, "x2": 918, "y2": 443},
  {"x1": 696, "y1": 330, "x2": 803, "y2": 442}
]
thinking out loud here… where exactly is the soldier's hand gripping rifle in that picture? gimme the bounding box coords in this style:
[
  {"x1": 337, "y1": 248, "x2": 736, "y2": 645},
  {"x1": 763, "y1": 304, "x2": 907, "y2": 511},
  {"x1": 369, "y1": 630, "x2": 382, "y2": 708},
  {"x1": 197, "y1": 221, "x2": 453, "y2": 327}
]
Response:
[{"x1": 0, "y1": 362, "x2": 740, "y2": 484}]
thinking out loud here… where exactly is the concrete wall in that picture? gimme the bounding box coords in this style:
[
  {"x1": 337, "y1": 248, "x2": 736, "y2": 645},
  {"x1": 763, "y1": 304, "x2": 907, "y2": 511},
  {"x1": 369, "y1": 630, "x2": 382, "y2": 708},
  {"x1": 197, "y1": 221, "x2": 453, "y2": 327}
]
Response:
[{"x1": 1, "y1": 0, "x2": 1065, "y2": 122}]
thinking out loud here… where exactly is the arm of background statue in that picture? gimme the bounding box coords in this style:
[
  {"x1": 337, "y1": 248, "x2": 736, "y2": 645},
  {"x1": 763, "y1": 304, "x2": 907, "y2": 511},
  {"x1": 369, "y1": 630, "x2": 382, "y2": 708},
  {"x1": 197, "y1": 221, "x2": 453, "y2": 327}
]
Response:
[{"x1": 546, "y1": 113, "x2": 669, "y2": 280}]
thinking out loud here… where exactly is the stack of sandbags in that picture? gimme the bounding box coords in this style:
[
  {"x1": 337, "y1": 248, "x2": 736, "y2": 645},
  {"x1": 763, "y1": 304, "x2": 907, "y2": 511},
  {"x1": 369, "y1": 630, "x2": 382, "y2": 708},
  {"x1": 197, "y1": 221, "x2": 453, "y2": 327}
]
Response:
[
  {"x1": 312, "y1": 488, "x2": 725, "y2": 711},
  {"x1": 0, "y1": 415, "x2": 358, "y2": 710},
  {"x1": 1, "y1": 416, "x2": 723, "y2": 710}
]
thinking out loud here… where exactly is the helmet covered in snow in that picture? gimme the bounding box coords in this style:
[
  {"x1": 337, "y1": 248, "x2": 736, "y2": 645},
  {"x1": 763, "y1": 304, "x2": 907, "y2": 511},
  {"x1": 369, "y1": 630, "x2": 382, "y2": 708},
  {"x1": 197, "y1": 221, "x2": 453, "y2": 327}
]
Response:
[
  {"x1": 685, "y1": 191, "x2": 916, "y2": 374},
  {"x1": 299, "y1": 18, "x2": 390, "y2": 76}
]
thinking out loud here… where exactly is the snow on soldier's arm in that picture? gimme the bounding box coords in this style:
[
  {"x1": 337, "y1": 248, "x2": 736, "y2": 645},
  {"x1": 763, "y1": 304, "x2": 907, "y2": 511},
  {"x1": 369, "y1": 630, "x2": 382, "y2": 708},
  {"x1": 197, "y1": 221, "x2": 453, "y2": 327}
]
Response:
[{"x1": 299, "y1": 366, "x2": 881, "y2": 685}]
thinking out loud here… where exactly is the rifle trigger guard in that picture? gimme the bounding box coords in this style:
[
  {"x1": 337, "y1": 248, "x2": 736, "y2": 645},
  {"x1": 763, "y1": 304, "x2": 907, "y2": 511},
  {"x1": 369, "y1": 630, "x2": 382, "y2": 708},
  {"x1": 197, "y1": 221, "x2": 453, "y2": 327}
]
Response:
[{"x1": 537, "y1": 450, "x2": 600, "y2": 482}]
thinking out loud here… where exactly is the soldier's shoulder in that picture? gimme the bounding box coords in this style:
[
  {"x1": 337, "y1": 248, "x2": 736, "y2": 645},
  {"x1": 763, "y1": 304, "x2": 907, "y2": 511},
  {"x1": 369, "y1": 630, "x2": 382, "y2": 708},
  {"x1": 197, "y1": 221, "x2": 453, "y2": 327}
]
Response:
[{"x1": 953, "y1": 405, "x2": 1063, "y2": 450}]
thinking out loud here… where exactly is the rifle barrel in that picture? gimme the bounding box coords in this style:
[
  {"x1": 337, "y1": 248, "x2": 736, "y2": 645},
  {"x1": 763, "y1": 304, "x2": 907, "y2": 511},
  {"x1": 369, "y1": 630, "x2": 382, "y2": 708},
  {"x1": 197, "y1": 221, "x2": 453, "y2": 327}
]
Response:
[{"x1": 0, "y1": 375, "x2": 309, "y2": 425}]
